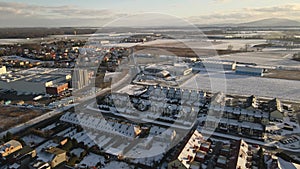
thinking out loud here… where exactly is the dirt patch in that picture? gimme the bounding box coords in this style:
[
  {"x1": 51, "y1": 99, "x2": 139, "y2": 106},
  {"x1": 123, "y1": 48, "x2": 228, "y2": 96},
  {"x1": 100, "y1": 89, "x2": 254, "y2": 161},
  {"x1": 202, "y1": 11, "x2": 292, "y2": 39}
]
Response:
[
  {"x1": 264, "y1": 69, "x2": 300, "y2": 81},
  {"x1": 0, "y1": 106, "x2": 48, "y2": 132},
  {"x1": 134, "y1": 45, "x2": 245, "y2": 58}
]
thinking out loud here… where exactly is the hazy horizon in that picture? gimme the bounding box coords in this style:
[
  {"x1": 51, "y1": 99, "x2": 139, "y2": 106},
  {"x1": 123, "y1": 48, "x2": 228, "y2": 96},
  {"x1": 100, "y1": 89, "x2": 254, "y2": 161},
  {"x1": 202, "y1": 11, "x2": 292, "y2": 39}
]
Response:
[{"x1": 0, "y1": 0, "x2": 300, "y2": 27}]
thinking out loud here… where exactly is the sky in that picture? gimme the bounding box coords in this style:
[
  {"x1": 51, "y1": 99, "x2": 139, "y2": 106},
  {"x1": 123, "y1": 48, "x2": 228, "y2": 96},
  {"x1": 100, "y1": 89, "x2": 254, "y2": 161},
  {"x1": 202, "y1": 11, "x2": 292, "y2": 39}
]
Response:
[{"x1": 0, "y1": 0, "x2": 299, "y2": 27}]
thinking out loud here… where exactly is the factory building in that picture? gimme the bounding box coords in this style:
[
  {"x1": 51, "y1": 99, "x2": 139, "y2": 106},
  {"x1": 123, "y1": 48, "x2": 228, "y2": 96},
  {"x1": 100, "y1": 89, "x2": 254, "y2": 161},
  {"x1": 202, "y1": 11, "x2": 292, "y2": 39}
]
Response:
[
  {"x1": 0, "y1": 68, "x2": 71, "y2": 94},
  {"x1": 235, "y1": 65, "x2": 264, "y2": 76},
  {"x1": 46, "y1": 83, "x2": 69, "y2": 95},
  {"x1": 143, "y1": 63, "x2": 192, "y2": 77},
  {"x1": 0, "y1": 75, "x2": 70, "y2": 94},
  {"x1": 193, "y1": 60, "x2": 236, "y2": 71},
  {"x1": 167, "y1": 63, "x2": 192, "y2": 76}
]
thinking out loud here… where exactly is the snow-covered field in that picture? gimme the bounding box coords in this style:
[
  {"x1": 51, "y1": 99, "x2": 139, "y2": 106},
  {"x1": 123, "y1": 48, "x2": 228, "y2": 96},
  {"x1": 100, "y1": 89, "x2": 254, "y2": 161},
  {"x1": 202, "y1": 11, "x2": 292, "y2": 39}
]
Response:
[
  {"x1": 203, "y1": 39, "x2": 267, "y2": 50},
  {"x1": 180, "y1": 72, "x2": 300, "y2": 101},
  {"x1": 218, "y1": 50, "x2": 300, "y2": 69},
  {"x1": 125, "y1": 141, "x2": 166, "y2": 165},
  {"x1": 140, "y1": 39, "x2": 267, "y2": 50}
]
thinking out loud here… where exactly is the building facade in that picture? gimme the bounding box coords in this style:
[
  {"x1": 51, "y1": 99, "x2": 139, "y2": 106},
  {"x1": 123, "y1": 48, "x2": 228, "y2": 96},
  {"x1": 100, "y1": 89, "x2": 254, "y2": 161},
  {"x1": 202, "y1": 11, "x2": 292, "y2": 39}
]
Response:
[{"x1": 0, "y1": 140, "x2": 23, "y2": 157}]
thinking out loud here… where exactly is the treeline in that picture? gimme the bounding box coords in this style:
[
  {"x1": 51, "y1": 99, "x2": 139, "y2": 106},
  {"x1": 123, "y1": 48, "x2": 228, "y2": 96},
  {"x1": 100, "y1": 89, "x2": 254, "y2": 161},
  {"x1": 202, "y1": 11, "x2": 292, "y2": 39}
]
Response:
[
  {"x1": 0, "y1": 28, "x2": 97, "y2": 39},
  {"x1": 292, "y1": 52, "x2": 300, "y2": 62}
]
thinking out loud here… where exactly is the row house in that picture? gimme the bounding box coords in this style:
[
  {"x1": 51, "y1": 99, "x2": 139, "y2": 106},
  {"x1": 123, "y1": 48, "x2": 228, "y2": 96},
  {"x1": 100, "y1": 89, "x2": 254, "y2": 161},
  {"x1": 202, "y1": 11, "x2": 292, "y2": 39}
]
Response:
[
  {"x1": 204, "y1": 117, "x2": 265, "y2": 138},
  {"x1": 168, "y1": 131, "x2": 210, "y2": 169},
  {"x1": 60, "y1": 112, "x2": 141, "y2": 138},
  {"x1": 208, "y1": 104, "x2": 269, "y2": 125},
  {"x1": 145, "y1": 86, "x2": 206, "y2": 104}
]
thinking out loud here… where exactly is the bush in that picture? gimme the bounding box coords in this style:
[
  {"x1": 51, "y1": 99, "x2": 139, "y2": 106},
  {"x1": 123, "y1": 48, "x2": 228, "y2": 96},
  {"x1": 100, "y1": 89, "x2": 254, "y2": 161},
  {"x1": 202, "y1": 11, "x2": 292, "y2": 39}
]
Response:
[
  {"x1": 62, "y1": 140, "x2": 73, "y2": 151},
  {"x1": 67, "y1": 156, "x2": 80, "y2": 166}
]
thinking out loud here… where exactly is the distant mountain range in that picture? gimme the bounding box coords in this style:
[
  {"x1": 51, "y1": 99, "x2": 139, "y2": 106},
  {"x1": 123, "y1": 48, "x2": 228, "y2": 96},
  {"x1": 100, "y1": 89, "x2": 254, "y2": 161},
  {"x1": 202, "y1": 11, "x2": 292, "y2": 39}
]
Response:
[
  {"x1": 198, "y1": 18, "x2": 300, "y2": 27},
  {"x1": 238, "y1": 18, "x2": 300, "y2": 27}
]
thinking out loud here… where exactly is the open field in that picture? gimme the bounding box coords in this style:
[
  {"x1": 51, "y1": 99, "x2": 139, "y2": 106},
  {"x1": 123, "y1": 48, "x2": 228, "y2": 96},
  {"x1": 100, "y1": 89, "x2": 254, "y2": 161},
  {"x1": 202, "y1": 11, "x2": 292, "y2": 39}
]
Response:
[
  {"x1": 264, "y1": 69, "x2": 300, "y2": 81},
  {"x1": 180, "y1": 72, "x2": 300, "y2": 101},
  {"x1": 218, "y1": 50, "x2": 300, "y2": 69},
  {"x1": 140, "y1": 39, "x2": 267, "y2": 50},
  {"x1": 134, "y1": 45, "x2": 245, "y2": 58},
  {"x1": 0, "y1": 106, "x2": 48, "y2": 132}
]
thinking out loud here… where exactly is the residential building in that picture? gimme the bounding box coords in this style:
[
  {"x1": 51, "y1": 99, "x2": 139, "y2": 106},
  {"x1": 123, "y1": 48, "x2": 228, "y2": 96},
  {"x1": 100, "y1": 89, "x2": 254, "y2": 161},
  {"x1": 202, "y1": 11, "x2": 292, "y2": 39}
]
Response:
[
  {"x1": 228, "y1": 139, "x2": 253, "y2": 169},
  {"x1": 268, "y1": 98, "x2": 285, "y2": 121},
  {"x1": 168, "y1": 130, "x2": 210, "y2": 169},
  {"x1": 264, "y1": 155, "x2": 300, "y2": 169},
  {"x1": 6, "y1": 146, "x2": 36, "y2": 168},
  {"x1": 60, "y1": 112, "x2": 141, "y2": 138},
  {"x1": 244, "y1": 95, "x2": 259, "y2": 109},
  {"x1": 150, "y1": 126, "x2": 176, "y2": 142},
  {"x1": 30, "y1": 161, "x2": 51, "y2": 169},
  {"x1": 0, "y1": 140, "x2": 23, "y2": 157},
  {"x1": 37, "y1": 147, "x2": 66, "y2": 168}
]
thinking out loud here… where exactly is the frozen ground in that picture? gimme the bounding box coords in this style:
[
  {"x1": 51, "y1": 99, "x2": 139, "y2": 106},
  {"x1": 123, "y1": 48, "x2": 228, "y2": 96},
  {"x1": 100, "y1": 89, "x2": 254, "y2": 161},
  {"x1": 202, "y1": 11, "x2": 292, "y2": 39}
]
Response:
[
  {"x1": 0, "y1": 38, "x2": 35, "y2": 45},
  {"x1": 125, "y1": 141, "x2": 166, "y2": 165},
  {"x1": 139, "y1": 39, "x2": 267, "y2": 50},
  {"x1": 203, "y1": 39, "x2": 267, "y2": 50},
  {"x1": 217, "y1": 50, "x2": 300, "y2": 69},
  {"x1": 180, "y1": 72, "x2": 300, "y2": 101}
]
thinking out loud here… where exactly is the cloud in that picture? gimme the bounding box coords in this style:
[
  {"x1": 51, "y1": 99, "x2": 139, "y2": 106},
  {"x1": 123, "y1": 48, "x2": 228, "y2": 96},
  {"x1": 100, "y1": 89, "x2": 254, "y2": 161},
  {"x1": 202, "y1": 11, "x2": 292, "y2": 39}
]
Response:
[
  {"x1": 212, "y1": 0, "x2": 231, "y2": 2},
  {"x1": 0, "y1": 2, "x2": 299, "y2": 27},
  {"x1": 188, "y1": 3, "x2": 300, "y2": 24},
  {"x1": 250, "y1": 4, "x2": 300, "y2": 13},
  {"x1": 0, "y1": 2, "x2": 125, "y2": 27},
  {"x1": 0, "y1": 2, "x2": 116, "y2": 18}
]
